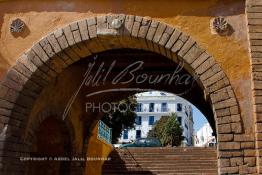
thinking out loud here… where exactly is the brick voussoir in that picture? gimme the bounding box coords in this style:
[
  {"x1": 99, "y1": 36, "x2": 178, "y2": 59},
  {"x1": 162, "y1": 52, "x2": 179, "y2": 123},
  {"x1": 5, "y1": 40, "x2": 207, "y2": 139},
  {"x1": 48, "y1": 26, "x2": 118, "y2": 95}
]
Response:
[
  {"x1": 191, "y1": 51, "x2": 210, "y2": 70},
  {"x1": 213, "y1": 98, "x2": 238, "y2": 110},
  {"x1": 124, "y1": 15, "x2": 135, "y2": 36},
  {"x1": 5, "y1": 69, "x2": 28, "y2": 88},
  {"x1": 158, "y1": 25, "x2": 174, "y2": 46},
  {"x1": 62, "y1": 25, "x2": 86, "y2": 59},
  {"x1": 152, "y1": 22, "x2": 166, "y2": 44},
  {"x1": 199, "y1": 63, "x2": 221, "y2": 83},
  {"x1": 2, "y1": 76, "x2": 24, "y2": 93},
  {"x1": 54, "y1": 28, "x2": 80, "y2": 62},
  {"x1": 0, "y1": 100, "x2": 14, "y2": 110},
  {"x1": 78, "y1": 19, "x2": 89, "y2": 41},
  {"x1": 39, "y1": 38, "x2": 68, "y2": 69},
  {"x1": 218, "y1": 123, "x2": 232, "y2": 133},
  {"x1": 195, "y1": 57, "x2": 215, "y2": 75},
  {"x1": 217, "y1": 116, "x2": 232, "y2": 125},
  {"x1": 18, "y1": 54, "x2": 51, "y2": 82},
  {"x1": 165, "y1": 28, "x2": 182, "y2": 50},
  {"x1": 171, "y1": 34, "x2": 189, "y2": 54},
  {"x1": 183, "y1": 44, "x2": 204, "y2": 65},
  {"x1": 137, "y1": 17, "x2": 152, "y2": 39},
  {"x1": 177, "y1": 37, "x2": 195, "y2": 58},
  {"x1": 131, "y1": 17, "x2": 142, "y2": 38},
  {"x1": 7, "y1": 68, "x2": 42, "y2": 95},
  {"x1": 70, "y1": 23, "x2": 92, "y2": 57},
  {"x1": 210, "y1": 87, "x2": 230, "y2": 103},
  {"x1": 63, "y1": 25, "x2": 76, "y2": 46},
  {"x1": 208, "y1": 77, "x2": 230, "y2": 94},
  {"x1": 25, "y1": 49, "x2": 49, "y2": 73},
  {"x1": 13, "y1": 62, "x2": 46, "y2": 88},
  {"x1": 216, "y1": 107, "x2": 231, "y2": 117},
  {"x1": 146, "y1": 20, "x2": 159, "y2": 43},
  {"x1": 15, "y1": 93, "x2": 35, "y2": 109},
  {"x1": 218, "y1": 134, "x2": 234, "y2": 142},
  {"x1": 203, "y1": 71, "x2": 225, "y2": 88}
]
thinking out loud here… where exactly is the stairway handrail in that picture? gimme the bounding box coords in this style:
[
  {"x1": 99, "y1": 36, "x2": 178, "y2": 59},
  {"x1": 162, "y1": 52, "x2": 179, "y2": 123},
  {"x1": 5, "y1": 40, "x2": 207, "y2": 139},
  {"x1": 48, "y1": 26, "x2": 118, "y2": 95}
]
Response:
[{"x1": 121, "y1": 147, "x2": 143, "y2": 171}]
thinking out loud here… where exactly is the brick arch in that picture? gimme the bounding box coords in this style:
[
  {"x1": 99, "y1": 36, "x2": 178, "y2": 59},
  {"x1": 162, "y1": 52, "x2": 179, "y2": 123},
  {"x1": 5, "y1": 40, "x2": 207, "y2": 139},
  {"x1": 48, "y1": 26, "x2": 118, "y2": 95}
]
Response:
[
  {"x1": 23, "y1": 107, "x2": 76, "y2": 154},
  {"x1": 0, "y1": 14, "x2": 248, "y2": 174},
  {"x1": 23, "y1": 107, "x2": 84, "y2": 175}
]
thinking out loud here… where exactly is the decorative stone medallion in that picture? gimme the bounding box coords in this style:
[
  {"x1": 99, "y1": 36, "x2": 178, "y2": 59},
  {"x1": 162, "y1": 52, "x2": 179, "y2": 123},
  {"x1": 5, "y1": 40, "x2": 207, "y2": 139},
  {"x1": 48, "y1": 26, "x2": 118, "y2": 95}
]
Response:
[
  {"x1": 212, "y1": 17, "x2": 228, "y2": 34},
  {"x1": 111, "y1": 18, "x2": 123, "y2": 29},
  {"x1": 10, "y1": 18, "x2": 25, "y2": 33}
]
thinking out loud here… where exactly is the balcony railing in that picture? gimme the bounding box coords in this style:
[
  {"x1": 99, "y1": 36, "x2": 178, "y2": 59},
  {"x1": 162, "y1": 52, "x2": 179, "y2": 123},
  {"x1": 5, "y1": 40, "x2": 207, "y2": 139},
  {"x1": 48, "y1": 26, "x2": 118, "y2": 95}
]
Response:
[{"x1": 98, "y1": 120, "x2": 112, "y2": 144}]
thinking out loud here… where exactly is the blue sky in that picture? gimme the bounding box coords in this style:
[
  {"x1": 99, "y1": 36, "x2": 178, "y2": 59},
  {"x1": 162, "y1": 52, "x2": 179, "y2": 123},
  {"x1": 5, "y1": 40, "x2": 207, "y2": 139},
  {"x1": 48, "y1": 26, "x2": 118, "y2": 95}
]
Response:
[{"x1": 192, "y1": 105, "x2": 208, "y2": 132}]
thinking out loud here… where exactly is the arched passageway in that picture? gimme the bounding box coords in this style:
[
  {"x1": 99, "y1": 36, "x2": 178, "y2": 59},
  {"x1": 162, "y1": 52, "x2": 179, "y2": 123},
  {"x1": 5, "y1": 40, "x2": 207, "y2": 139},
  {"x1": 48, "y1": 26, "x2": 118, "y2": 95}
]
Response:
[
  {"x1": 27, "y1": 117, "x2": 71, "y2": 175},
  {"x1": 0, "y1": 14, "x2": 248, "y2": 174}
]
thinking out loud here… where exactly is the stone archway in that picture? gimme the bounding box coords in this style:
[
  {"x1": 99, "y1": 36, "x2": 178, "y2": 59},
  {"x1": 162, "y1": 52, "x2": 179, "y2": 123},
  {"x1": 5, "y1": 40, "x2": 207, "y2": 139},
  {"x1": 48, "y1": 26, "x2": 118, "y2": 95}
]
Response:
[{"x1": 0, "y1": 14, "x2": 252, "y2": 174}]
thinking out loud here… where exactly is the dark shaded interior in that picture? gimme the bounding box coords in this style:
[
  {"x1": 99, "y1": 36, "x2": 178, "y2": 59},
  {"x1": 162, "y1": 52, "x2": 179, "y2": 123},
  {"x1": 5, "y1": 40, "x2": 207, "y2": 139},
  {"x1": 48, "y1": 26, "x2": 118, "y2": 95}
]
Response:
[{"x1": 73, "y1": 48, "x2": 216, "y2": 136}]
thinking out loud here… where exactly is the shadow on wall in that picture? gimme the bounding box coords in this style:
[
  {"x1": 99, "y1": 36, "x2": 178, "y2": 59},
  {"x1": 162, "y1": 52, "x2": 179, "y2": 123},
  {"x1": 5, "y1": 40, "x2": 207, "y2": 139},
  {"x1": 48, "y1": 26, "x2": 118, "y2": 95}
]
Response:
[
  {"x1": 85, "y1": 123, "x2": 114, "y2": 175},
  {"x1": 102, "y1": 149, "x2": 154, "y2": 175},
  {"x1": 0, "y1": 0, "x2": 245, "y2": 18}
]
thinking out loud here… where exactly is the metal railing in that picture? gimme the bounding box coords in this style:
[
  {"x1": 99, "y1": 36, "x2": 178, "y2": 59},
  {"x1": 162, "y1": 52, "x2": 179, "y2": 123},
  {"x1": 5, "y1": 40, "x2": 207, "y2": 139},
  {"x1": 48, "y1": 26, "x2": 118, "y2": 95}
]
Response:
[{"x1": 98, "y1": 120, "x2": 112, "y2": 144}]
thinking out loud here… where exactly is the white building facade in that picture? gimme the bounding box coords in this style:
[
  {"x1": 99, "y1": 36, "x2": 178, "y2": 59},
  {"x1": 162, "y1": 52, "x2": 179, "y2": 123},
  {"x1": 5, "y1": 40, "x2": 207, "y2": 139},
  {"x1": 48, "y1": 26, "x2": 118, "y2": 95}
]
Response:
[
  {"x1": 119, "y1": 91, "x2": 194, "y2": 146},
  {"x1": 194, "y1": 122, "x2": 216, "y2": 147}
]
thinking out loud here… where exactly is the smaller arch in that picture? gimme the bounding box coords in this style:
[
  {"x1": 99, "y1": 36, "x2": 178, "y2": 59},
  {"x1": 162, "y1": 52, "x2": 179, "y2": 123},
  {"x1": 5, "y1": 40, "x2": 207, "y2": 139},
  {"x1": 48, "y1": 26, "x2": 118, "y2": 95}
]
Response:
[{"x1": 23, "y1": 107, "x2": 79, "y2": 175}]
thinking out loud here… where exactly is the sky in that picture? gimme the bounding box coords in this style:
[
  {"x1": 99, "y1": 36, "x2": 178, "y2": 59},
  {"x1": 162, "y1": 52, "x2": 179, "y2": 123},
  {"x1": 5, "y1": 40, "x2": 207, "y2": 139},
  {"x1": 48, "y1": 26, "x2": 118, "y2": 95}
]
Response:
[{"x1": 192, "y1": 105, "x2": 208, "y2": 132}]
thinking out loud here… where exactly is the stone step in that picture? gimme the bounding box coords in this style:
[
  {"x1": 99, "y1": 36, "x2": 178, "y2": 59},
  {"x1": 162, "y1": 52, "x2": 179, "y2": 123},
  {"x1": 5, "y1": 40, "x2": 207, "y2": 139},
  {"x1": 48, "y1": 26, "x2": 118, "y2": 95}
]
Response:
[
  {"x1": 113, "y1": 152, "x2": 217, "y2": 156},
  {"x1": 103, "y1": 173, "x2": 217, "y2": 175},
  {"x1": 102, "y1": 148, "x2": 218, "y2": 175},
  {"x1": 103, "y1": 166, "x2": 218, "y2": 170},
  {"x1": 103, "y1": 169, "x2": 218, "y2": 174},
  {"x1": 108, "y1": 157, "x2": 217, "y2": 161},
  {"x1": 104, "y1": 162, "x2": 217, "y2": 166},
  {"x1": 110, "y1": 155, "x2": 217, "y2": 158}
]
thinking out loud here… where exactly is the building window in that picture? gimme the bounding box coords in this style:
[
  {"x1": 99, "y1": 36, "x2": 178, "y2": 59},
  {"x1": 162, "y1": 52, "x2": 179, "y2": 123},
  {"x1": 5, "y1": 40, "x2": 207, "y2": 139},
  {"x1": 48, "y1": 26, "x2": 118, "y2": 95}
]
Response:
[
  {"x1": 136, "y1": 103, "x2": 142, "y2": 112},
  {"x1": 149, "y1": 103, "x2": 154, "y2": 112},
  {"x1": 136, "y1": 116, "x2": 142, "y2": 125},
  {"x1": 149, "y1": 116, "x2": 155, "y2": 125},
  {"x1": 136, "y1": 130, "x2": 141, "y2": 139},
  {"x1": 161, "y1": 103, "x2": 168, "y2": 112},
  {"x1": 184, "y1": 123, "x2": 188, "y2": 129},
  {"x1": 123, "y1": 129, "x2": 128, "y2": 139},
  {"x1": 177, "y1": 117, "x2": 182, "y2": 125},
  {"x1": 177, "y1": 103, "x2": 182, "y2": 111}
]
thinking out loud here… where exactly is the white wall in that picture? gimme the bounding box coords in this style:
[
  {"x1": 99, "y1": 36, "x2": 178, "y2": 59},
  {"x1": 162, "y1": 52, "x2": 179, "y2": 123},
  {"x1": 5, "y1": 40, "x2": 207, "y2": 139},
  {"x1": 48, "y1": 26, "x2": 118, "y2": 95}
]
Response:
[
  {"x1": 118, "y1": 91, "x2": 194, "y2": 146},
  {"x1": 194, "y1": 123, "x2": 216, "y2": 147}
]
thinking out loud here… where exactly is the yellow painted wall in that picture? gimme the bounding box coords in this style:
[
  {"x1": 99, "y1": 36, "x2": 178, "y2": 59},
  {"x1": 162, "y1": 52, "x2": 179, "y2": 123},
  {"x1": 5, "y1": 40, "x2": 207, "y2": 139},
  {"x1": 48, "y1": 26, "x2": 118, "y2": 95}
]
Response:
[
  {"x1": 0, "y1": 1, "x2": 252, "y2": 133},
  {"x1": 85, "y1": 123, "x2": 113, "y2": 175}
]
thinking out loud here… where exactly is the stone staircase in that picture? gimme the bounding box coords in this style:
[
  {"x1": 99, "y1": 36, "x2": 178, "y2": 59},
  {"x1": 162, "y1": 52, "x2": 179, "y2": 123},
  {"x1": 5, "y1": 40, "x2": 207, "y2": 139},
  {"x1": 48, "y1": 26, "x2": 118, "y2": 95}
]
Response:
[{"x1": 102, "y1": 147, "x2": 218, "y2": 175}]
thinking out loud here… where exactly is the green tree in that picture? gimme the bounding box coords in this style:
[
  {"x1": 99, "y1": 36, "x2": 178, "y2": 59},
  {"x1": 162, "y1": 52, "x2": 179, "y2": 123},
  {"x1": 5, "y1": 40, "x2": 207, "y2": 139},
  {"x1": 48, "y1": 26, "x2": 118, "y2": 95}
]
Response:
[
  {"x1": 148, "y1": 113, "x2": 184, "y2": 146},
  {"x1": 101, "y1": 96, "x2": 137, "y2": 143},
  {"x1": 147, "y1": 116, "x2": 169, "y2": 138}
]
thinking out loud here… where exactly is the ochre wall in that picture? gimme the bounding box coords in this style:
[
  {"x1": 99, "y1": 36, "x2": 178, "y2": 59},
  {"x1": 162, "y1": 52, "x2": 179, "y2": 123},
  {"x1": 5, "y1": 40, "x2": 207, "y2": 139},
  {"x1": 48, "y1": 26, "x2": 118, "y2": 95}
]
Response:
[
  {"x1": 24, "y1": 65, "x2": 86, "y2": 154},
  {"x1": 24, "y1": 59, "x2": 114, "y2": 175},
  {"x1": 0, "y1": 0, "x2": 252, "y2": 132},
  {"x1": 85, "y1": 123, "x2": 113, "y2": 175}
]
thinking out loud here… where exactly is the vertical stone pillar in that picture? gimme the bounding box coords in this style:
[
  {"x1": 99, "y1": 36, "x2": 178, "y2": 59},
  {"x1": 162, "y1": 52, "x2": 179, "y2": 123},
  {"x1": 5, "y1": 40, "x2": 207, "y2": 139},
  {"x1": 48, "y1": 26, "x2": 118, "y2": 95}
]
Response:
[{"x1": 246, "y1": 0, "x2": 262, "y2": 173}]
